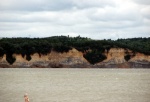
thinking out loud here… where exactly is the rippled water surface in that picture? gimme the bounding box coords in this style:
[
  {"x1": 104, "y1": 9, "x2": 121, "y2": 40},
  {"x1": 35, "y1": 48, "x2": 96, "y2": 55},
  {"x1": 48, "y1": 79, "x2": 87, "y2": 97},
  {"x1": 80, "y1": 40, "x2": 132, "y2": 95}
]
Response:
[{"x1": 0, "y1": 68, "x2": 150, "y2": 102}]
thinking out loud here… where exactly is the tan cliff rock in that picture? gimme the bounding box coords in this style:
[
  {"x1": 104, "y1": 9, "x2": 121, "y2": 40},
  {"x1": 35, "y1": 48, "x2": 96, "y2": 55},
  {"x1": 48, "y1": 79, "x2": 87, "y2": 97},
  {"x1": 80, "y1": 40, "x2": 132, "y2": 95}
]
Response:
[
  {"x1": 103, "y1": 48, "x2": 127, "y2": 64},
  {"x1": 0, "y1": 48, "x2": 89, "y2": 68},
  {"x1": 0, "y1": 48, "x2": 150, "y2": 68},
  {"x1": 96, "y1": 48, "x2": 150, "y2": 68}
]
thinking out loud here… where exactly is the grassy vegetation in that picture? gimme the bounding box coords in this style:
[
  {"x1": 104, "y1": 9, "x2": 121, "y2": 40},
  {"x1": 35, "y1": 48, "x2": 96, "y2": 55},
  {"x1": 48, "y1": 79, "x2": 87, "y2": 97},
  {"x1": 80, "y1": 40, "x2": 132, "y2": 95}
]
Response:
[{"x1": 0, "y1": 36, "x2": 150, "y2": 65}]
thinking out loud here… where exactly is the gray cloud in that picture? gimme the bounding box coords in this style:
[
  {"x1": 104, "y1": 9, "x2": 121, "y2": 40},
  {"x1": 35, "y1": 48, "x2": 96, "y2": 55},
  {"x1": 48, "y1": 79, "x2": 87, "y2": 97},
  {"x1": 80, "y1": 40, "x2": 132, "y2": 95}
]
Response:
[
  {"x1": 0, "y1": 0, "x2": 116, "y2": 11},
  {"x1": 0, "y1": 0, "x2": 74, "y2": 11},
  {"x1": 133, "y1": 0, "x2": 150, "y2": 5},
  {"x1": 0, "y1": 0, "x2": 149, "y2": 39}
]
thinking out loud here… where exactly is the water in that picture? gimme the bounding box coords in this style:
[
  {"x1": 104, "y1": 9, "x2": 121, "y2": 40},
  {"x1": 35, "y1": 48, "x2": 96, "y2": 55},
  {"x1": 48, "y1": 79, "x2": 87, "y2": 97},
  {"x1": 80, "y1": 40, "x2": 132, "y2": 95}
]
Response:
[{"x1": 0, "y1": 68, "x2": 150, "y2": 102}]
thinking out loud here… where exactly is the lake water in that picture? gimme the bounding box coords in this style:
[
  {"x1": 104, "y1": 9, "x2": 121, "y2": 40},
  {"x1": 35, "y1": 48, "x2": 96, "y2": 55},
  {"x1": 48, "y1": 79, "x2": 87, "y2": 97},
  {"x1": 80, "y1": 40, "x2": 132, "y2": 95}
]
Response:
[{"x1": 0, "y1": 68, "x2": 150, "y2": 102}]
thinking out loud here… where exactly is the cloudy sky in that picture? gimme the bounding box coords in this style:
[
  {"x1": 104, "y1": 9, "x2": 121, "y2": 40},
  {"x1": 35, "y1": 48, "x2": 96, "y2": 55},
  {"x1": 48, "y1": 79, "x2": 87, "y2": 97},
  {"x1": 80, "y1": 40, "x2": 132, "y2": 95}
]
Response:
[{"x1": 0, "y1": 0, "x2": 150, "y2": 39}]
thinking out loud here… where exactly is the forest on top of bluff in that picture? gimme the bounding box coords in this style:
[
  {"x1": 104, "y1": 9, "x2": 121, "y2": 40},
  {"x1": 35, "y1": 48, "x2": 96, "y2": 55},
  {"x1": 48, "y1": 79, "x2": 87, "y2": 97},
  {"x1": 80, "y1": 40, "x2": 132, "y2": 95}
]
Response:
[{"x1": 0, "y1": 36, "x2": 150, "y2": 65}]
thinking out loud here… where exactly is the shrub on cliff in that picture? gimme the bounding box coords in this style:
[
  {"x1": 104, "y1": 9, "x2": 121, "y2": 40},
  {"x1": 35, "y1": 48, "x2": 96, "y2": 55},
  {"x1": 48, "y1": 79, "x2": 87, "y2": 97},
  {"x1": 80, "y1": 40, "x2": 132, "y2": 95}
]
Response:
[
  {"x1": 83, "y1": 50, "x2": 107, "y2": 65},
  {"x1": 124, "y1": 55, "x2": 131, "y2": 61},
  {"x1": 53, "y1": 45, "x2": 72, "y2": 53},
  {"x1": 6, "y1": 54, "x2": 16, "y2": 65},
  {"x1": 26, "y1": 54, "x2": 32, "y2": 61},
  {"x1": 0, "y1": 47, "x2": 4, "y2": 57}
]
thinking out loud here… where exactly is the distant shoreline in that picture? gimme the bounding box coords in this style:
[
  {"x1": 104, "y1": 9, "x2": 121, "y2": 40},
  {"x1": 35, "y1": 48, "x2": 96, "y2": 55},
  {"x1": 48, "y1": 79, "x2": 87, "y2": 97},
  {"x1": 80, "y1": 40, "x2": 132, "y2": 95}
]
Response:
[{"x1": 0, "y1": 36, "x2": 150, "y2": 68}]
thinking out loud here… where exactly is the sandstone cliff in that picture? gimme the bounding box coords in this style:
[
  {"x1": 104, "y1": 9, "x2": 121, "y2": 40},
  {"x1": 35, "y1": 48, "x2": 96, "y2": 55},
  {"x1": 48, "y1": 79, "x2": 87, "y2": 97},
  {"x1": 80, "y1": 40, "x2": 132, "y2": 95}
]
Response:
[
  {"x1": 98, "y1": 48, "x2": 150, "y2": 68},
  {"x1": 0, "y1": 48, "x2": 150, "y2": 68}
]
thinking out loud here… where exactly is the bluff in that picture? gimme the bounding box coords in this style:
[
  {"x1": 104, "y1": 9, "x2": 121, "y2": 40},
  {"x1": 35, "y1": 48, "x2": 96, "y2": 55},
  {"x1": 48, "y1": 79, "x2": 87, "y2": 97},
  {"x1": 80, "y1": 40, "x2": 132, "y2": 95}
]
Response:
[
  {"x1": 0, "y1": 48, "x2": 150, "y2": 68},
  {"x1": 0, "y1": 36, "x2": 150, "y2": 68}
]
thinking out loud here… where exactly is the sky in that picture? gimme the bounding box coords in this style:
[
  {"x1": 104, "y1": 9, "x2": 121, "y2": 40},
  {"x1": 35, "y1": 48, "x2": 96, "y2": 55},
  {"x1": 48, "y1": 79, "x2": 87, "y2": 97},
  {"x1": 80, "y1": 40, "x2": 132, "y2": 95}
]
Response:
[{"x1": 0, "y1": 0, "x2": 150, "y2": 39}]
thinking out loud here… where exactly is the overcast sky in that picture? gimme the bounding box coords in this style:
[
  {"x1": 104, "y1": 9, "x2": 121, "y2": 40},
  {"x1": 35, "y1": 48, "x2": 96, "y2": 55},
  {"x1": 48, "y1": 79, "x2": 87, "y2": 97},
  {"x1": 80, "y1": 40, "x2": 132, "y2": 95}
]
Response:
[{"x1": 0, "y1": 0, "x2": 150, "y2": 39}]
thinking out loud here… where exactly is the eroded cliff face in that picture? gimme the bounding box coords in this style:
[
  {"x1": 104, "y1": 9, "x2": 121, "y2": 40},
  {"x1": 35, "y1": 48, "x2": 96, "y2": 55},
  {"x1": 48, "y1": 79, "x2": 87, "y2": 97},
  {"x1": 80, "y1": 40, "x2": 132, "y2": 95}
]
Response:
[
  {"x1": 0, "y1": 48, "x2": 150, "y2": 68},
  {"x1": 97, "y1": 48, "x2": 150, "y2": 68},
  {"x1": 0, "y1": 48, "x2": 89, "y2": 68}
]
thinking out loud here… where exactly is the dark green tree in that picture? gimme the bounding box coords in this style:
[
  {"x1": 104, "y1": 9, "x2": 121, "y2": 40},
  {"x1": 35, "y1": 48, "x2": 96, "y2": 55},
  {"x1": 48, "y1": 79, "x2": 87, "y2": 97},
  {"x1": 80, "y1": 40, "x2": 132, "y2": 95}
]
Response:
[
  {"x1": 0, "y1": 47, "x2": 4, "y2": 57},
  {"x1": 6, "y1": 54, "x2": 16, "y2": 65},
  {"x1": 124, "y1": 55, "x2": 131, "y2": 61},
  {"x1": 83, "y1": 50, "x2": 107, "y2": 64}
]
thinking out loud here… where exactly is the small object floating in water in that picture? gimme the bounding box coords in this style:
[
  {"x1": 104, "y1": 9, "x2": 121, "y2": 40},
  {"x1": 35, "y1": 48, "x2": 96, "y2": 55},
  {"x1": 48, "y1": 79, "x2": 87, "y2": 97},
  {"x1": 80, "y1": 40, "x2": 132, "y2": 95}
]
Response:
[{"x1": 24, "y1": 93, "x2": 30, "y2": 102}]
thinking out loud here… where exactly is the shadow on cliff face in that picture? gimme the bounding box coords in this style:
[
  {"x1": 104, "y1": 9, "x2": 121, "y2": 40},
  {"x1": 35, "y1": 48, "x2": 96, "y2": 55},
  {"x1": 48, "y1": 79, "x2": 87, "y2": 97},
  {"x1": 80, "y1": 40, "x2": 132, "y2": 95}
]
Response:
[
  {"x1": 101, "y1": 62, "x2": 150, "y2": 68},
  {"x1": 0, "y1": 64, "x2": 10, "y2": 68},
  {"x1": 47, "y1": 63, "x2": 64, "y2": 68},
  {"x1": 0, "y1": 61, "x2": 150, "y2": 68}
]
